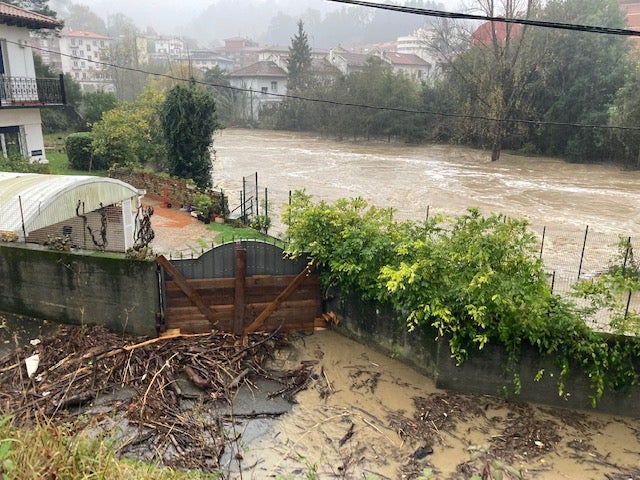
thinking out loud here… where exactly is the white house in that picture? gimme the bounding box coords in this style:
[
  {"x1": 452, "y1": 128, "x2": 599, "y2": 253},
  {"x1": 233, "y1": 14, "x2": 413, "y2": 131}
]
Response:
[
  {"x1": 0, "y1": 2, "x2": 64, "y2": 164},
  {"x1": 57, "y1": 28, "x2": 114, "y2": 93},
  {"x1": 228, "y1": 60, "x2": 287, "y2": 120}
]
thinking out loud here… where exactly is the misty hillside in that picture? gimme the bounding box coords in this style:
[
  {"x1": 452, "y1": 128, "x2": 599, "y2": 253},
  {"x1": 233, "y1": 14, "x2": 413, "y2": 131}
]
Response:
[{"x1": 187, "y1": 0, "x2": 444, "y2": 48}]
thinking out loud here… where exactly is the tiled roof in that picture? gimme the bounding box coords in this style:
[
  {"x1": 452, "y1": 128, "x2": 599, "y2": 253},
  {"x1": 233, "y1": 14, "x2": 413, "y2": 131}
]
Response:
[
  {"x1": 230, "y1": 60, "x2": 287, "y2": 77},
  {"x1": 384, "y1": 51, "x2": 429, "y2": 66},
  {"x1": 0, "y1": 1, "x2": 60, "y2": 30},
  {"x1": 310, "y1": 58, "x2": 341, "y2": 75},
  {"x1": 335, "y1": 51, "x2": 371, "y2": 67},
  {"x1": 61, "y1": 28, "x2": 112, "y2": 40}
]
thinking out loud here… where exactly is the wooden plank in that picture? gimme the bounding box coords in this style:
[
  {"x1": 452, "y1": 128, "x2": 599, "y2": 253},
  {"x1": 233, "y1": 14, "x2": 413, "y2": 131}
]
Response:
[
  {"x1": 234, "y1": 248, "x2": 247, "y2": 335},
  {"x1": 244, "y1": 262, "x2": 314, "y2": 334},
  {"x1": 157, "y1": 255, "x2": 216, "y2": 327}
]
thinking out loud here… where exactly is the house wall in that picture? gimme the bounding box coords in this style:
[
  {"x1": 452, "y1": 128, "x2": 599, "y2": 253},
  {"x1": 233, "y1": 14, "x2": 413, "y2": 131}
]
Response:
[
  {"x1": 0, "y1": 105, "x2": 45, "y2": 163},
  {"x1": 2, "y1": 25, "x2": 37, "y2": 78},
  {"x1": 0, "y1": 243, "x2": 159, "y2": 336}
]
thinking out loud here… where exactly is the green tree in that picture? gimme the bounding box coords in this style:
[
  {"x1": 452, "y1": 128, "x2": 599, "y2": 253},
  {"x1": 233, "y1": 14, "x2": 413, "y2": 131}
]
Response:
[
  {"x1": 161, "y1": 81, "x2": 220, "y2": 189},
  {"x1": 528, "y1": 0, "x2": 629, "y2": 162},
  {"x1": 4, "y1": 0, "x2": 56, "y2": 17},
  {"x1": 287, "y1": 20, "x2": 312, "y2": 93},
  {"x1": 443, "y1": 0, "x2": 541, "y2": 161},
  {"x1": 80, "y1": 91, "x2": 118, "y2": 125},
  {"x1": 91, "y1": 87, "x2": 164, "y2": 167}
]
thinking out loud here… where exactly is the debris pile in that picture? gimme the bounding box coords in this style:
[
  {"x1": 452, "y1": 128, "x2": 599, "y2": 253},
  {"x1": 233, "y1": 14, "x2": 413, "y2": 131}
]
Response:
[{"x1": 0, "y1": 324, "x2": 306, "y2": 472}]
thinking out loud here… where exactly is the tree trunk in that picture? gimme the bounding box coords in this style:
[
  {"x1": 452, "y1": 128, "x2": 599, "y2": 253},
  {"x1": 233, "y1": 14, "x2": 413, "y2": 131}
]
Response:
[{"x1": 491, "y1": 141, "x2": 502, "y2": 162}]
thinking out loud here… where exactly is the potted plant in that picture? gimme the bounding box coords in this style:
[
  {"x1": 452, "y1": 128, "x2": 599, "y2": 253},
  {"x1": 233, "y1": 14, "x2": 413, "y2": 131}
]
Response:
[{"x1": 194, "y1": 193, "x2": 213, "y2": 224}]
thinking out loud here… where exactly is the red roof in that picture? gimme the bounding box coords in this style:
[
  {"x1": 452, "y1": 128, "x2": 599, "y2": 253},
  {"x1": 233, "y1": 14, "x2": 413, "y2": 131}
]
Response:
[
  {"x1": 61, "y1": 28, "x2": 111, "y2": 40},
  {"x1": 471, "y1": 21, "x2": 522, "y2": 46},
  {"x1": 0, "y1": 1, "x2": 60, "y2": 30}
]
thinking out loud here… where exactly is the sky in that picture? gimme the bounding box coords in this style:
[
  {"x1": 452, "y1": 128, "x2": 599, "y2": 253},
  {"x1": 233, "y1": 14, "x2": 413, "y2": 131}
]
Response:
[{"x1": 55, "y1": 0, "x2": 464, "y2": 35}]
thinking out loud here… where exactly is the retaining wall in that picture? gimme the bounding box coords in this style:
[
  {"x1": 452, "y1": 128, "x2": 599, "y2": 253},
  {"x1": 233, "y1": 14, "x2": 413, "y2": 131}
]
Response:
[
  {"x1": 0, "y1": 243, "x2": 158, "y2": 336},
  {"x1": 327, "y1": 291, "x2": 640, "y2": 417}
]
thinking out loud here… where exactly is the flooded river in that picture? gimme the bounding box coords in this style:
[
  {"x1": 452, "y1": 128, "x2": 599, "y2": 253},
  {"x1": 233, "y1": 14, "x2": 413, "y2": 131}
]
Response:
[{"x1": 212, "y1": 128, "x2": 640, "y2": 238}]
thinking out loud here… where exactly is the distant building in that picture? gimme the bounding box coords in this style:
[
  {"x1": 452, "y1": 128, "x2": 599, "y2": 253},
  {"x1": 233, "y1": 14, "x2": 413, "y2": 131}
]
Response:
[
  {"x1": 0, "y1": 2, "x2": 65, "y2": 164},
  {"x1": 380, "y1": 51, "x2": 431, "y2": 80},
  {"x1": 57, "y1": 28, "x2": 114, "y2": 93},
  {"x1": 328, "y1": 47, "x2": 374, "y2": 75},
  {"x1": 214, "y1": 37, "x2": 261, "y2": 70},
  {"x1": 228, "y1": 60, "x2": 287, "y2": 120}
]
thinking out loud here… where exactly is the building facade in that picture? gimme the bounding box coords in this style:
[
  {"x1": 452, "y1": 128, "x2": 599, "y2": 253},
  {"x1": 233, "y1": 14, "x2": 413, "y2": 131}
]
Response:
[
  {"x1": 57, "y1": 28, "x2": 114, "y2": 93},
  {"x1": 0, "y1": 2, "x2": 65, "y2": 164}
]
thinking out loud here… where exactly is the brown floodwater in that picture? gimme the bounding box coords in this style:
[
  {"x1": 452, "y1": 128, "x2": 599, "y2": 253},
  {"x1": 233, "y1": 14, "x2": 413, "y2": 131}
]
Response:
[
  {"x1": 211, "y1": 129, "x2": 639, "y2": 479},
  {"x1": 212, "y1": 128, "x2": 640, "y2": 238}
]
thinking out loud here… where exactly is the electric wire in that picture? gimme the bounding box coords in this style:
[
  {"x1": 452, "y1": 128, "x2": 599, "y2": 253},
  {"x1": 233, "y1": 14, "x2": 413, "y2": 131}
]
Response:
[
  {"x1": 327, "y1": 0, "x2": 640, "y2": 37},
  {"x1": 19, "y1": 5, "x2": 640, "y2": 134}
]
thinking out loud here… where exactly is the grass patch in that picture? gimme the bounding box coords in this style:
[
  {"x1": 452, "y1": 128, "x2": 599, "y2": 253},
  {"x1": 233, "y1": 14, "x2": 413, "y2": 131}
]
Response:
[
  {"x1": 207, "y1": 221, "x2": 284, "y2": 246},
  {"x1": 0, "y1": 415, "x2": 220, "y2": 479},
  {"x1": 44, "y1": 133, "x2": 107, "y2": 176}
]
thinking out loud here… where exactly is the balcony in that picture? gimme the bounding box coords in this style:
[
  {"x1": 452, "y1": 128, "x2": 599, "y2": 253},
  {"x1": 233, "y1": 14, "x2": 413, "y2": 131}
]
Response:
[{"x1": 0, "y1": 74, "x2": 66, "y2": 108}]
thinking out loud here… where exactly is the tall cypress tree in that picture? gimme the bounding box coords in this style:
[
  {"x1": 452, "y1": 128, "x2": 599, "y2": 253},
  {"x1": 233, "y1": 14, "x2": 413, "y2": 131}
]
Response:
[
  {"x1": 161, "y1": 80, "x2": 220, "y2": 189},
  {"x1": 286, "y1": 20, "x2": 312, "y2": 93}
]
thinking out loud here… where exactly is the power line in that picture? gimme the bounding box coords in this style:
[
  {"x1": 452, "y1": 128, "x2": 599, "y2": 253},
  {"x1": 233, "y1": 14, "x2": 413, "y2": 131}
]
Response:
[
  {"x1": 21, "y1": 38, "x2": 640, "y2": 132},
  {"x1": 327, "y1": 0, "x2": 640, "y2": 37}
]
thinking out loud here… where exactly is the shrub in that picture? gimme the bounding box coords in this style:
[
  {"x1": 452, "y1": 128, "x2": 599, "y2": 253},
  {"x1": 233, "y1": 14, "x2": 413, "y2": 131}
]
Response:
[{"x1": 66, "y1": 132, "x2": 104, "y2": 171}]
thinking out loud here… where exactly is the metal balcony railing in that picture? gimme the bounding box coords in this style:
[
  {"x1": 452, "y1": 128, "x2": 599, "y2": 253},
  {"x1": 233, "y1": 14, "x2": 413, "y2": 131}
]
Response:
[{"x1": 0, "y1": 74, "x2": 65, "y2": 107}]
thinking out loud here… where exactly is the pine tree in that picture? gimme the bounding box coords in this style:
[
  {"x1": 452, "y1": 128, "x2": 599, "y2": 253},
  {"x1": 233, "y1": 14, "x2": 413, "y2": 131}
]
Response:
[{"x1": 286, "y1": 20, "x2": 312, "y2": 93}]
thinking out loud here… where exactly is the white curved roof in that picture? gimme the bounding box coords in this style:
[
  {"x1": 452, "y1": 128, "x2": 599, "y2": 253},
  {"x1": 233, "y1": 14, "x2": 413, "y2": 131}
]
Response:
[{"x1": 0, "y1": 173, "x2": 142, "y2": 239}]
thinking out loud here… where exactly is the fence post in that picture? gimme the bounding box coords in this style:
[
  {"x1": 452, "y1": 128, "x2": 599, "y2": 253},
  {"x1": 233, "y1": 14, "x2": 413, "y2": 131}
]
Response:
[
  {"x1": 234, "y1": 245, "x2": 247, "y2": 335},
  {"x1": 577, "y1": 225, "x2": 589, "y2": 280},
  {"x1": 426, "y1": 205, "x2": 430, "y2": 222},
  {"x1": 539, "y1": 226, "x2": 546, "y2": 259},
  {"x1": 551, "y1": 271, "x2": 556, "y2": 293},
  {"x1": 255, "y1": 172, "x2": 259, "y2": 217},
  {"x1": 625, "y1": 290, "x2": 632, "y2": 320},
  {"x1": 623, "y1": 236, "x2": 632, "y2": 273}
]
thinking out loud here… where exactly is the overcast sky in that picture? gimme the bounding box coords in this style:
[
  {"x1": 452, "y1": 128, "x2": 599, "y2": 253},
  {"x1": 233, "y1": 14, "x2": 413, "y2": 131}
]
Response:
[{"x1": 56, "y1": 0, "x2": 464, "y2": 34}]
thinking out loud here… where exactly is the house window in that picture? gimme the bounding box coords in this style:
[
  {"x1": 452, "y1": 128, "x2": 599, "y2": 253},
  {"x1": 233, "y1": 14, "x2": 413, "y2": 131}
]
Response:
[
  {"x1": 71, "y1": 39, "x2": 76, "y2": 46},
  {"x1": 271, "y1": 81, "x2": 277, "y2": 91},
  {"x1": 261, "y1": 86, "x2": 268, "y2": 95},
  {"x1": 86, "y1": 44, "x2": 91, "y2": 51},
  {"x1": 0, "y1": 126, "x2": 25, "y2": 159},
  {"x1": 100, "y1": 41, "x2": 105, "y2": 47}
]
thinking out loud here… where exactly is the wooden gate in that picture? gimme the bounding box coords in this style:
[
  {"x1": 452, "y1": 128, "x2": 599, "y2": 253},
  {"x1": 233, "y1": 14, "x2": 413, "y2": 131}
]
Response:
[{"x1": 156, "y1": 241, "x2": 324, "y2": 334}]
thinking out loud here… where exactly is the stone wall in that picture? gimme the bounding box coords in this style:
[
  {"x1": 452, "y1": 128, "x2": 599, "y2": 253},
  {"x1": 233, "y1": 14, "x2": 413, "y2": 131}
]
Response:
[
  {"x1": 0, "y1": 243, "x2": 158, "y2": 336},
  {"x1": 109, "y1": 169, "x2": 226, "y2": 215},
  {"x1": 327, "y1": 291, "x2": 640, "y2": 417}
]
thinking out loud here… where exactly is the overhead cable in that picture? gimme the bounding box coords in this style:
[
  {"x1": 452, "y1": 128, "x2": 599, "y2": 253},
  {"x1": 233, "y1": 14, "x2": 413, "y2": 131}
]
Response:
[{"x1": 327, "y1": 0, "x2": 640, "y2": 37}]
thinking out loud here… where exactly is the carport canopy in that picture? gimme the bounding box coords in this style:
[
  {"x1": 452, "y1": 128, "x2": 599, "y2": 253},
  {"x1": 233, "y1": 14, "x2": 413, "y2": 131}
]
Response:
[{"x1": 0, "y1": 173, "x2": 144, "y2": 240}]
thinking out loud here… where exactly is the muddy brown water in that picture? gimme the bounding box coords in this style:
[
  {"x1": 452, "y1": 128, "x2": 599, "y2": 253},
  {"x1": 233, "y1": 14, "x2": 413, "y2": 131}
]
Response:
[
  {"x1": 211, "y1": 130, "x2": 640, "y2": 479},
  {"x1": 212, "y1": 128, "x2": 640, "y2": 238}
]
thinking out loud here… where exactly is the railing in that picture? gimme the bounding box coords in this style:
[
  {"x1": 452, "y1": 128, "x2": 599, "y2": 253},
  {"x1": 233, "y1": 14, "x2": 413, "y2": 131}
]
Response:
[{"x1": 0, "y1": 74, "x2": 65, "y2": 107}]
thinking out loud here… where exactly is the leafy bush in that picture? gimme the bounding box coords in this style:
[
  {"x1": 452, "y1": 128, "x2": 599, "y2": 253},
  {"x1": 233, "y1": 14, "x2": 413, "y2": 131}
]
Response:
[
  {"x1": 0, "y1": 153, "x2": 49, "y2": 173},
  {"x1": 65, "y1": 132, "x2": 104, "y2": 171},
  {"x1": 284, "y1": 194, "x2": 640, "y2": 405}
]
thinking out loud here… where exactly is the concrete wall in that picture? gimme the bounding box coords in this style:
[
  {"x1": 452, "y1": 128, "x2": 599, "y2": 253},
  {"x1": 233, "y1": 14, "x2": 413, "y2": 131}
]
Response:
[
  {"x1": 0, "y1": 243, "x2": 158, "y2": 336},
  {"x1": 327, "y1": 290, "x2": 640, "y2": 417}
]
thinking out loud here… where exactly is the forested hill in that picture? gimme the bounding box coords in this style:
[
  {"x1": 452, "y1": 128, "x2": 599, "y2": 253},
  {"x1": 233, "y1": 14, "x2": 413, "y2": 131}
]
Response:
[{"x1": 188, "y1": 0, "x2": 444, "y2": 48}]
